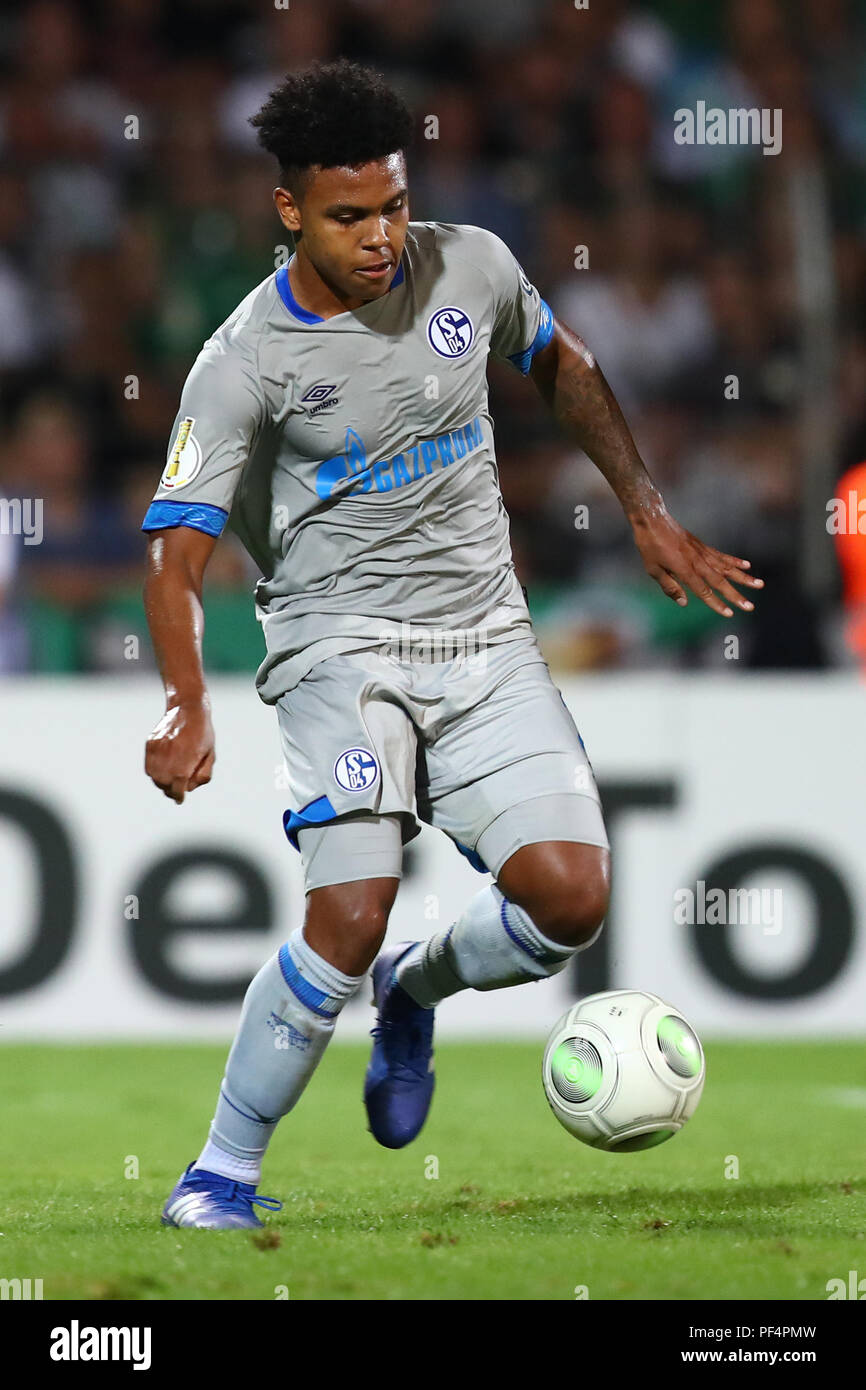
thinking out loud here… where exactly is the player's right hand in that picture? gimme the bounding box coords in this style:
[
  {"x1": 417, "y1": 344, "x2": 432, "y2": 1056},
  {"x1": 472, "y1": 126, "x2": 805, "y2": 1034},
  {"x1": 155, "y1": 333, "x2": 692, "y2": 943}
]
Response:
[{"x1": 145, "y1": 699, "x2": 215, "y2": 804}]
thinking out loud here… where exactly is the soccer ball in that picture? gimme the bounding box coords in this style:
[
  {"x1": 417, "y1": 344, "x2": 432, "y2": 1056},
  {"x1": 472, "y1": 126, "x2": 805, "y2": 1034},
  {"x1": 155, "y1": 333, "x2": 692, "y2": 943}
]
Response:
[{"x1": 542, "y1": 990, "x2": 705, "y2": 1151}]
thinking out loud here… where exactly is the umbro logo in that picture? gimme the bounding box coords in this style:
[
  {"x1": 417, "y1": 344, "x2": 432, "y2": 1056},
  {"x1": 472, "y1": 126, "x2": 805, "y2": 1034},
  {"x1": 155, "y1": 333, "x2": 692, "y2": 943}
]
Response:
[
  {"x1": 267, "y1": 1011, "x2": 312, "y2": 1051},
  {"x1": 301, "y1": 383, "x2": 340, "y2": 415}
]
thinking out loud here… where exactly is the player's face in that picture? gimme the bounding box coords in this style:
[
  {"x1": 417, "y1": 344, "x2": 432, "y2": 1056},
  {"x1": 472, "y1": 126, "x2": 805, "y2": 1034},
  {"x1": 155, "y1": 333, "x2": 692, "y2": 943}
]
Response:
[{"x1": 279, "y1": 153, "x2": 410, "y2": 304}]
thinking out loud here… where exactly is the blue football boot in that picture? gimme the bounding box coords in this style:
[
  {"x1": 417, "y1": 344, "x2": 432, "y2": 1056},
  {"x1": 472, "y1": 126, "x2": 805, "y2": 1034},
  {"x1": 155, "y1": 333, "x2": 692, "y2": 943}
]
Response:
[
  {"x1": 161, "y1": 1163, "x2": 283, "y2": 1229},
  {"x1": 364, "y1": 942, "x2": 435, "y2": 1149}
]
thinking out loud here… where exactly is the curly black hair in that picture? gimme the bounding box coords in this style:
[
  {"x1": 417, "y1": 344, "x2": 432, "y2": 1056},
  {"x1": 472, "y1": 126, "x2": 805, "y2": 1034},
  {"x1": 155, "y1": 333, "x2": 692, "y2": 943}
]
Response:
[{"x1": 249, "y1": 59, "x2": 414, "y2": 194}]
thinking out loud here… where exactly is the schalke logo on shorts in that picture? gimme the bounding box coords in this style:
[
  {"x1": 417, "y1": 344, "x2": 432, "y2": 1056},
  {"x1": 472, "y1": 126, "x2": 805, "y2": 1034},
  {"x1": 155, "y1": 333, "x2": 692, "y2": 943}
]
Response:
[
  {"x1": 427, "y1": 306, "x2": 474, "y2": 358},
  {"x1": 334, "y1": 747, "x2": 380, "y2": 793}
]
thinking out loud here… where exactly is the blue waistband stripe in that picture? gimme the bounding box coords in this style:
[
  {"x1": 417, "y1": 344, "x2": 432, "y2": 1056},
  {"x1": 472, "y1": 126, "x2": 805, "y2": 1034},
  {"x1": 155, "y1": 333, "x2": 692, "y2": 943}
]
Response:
[
  {"x1": 283, "y1": 795, "x2": 338, "y2": 851},
  {"x1": 454, "y1": 839, "x2": 489, "y2": 874}
]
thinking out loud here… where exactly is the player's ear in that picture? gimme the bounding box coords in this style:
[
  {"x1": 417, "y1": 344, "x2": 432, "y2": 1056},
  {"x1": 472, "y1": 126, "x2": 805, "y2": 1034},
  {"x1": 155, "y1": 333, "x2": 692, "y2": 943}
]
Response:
[{"x1": 274, "y1": 187, "x2": 301, "y2": 236}]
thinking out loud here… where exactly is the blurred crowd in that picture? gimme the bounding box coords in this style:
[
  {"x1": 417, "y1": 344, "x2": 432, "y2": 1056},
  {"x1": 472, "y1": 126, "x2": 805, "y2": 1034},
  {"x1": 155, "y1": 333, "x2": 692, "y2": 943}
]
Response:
[{"x1": 1, "y1": 0, "x2": 866, "y2": 676}]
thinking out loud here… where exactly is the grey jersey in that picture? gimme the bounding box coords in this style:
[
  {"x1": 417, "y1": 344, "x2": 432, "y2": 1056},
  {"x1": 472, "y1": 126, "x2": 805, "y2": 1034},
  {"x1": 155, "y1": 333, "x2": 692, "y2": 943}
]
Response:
[{"x1": 142, "y1": 221, "x2": 555, "y2": 702}]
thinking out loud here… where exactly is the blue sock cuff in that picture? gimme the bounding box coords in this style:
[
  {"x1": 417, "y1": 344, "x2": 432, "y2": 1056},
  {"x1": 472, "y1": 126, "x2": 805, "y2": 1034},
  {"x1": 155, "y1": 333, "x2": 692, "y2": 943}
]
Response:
[
  {"x1": 278, "y1": 928, "x2": 366, "y2": 1018},
  {"x1": 496, "y1": 891, "x2": 576, "y2": 964}
]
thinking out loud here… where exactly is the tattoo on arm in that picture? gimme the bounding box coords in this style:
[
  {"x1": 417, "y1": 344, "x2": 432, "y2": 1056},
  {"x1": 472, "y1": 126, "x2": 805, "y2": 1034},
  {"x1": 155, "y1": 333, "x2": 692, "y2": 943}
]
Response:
[{"x1": 532, "y1": 322, "x2": 664, "y2": 521}]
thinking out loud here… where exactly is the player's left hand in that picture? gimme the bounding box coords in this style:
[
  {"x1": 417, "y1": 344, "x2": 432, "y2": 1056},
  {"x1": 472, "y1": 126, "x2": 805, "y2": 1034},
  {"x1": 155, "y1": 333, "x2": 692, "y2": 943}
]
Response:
[{"x1": 630, "y1": 507, "x2": 764, "y2": 617}]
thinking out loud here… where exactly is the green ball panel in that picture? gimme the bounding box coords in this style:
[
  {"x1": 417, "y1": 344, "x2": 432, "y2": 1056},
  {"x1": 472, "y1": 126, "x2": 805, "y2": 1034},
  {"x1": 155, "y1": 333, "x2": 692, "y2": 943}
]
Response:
[
  {"x1": 550, "y1": 1038, "x2": 604, "y2": 1104},
  {"x1": 657, "y1": 1015, "x2": 702, "y2": 1078}
]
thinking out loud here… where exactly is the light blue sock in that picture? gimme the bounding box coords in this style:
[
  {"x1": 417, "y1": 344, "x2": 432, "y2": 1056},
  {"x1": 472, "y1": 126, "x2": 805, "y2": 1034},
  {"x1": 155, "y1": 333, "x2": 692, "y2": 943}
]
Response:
[
  {"x1": 395, "y1": 884, "x2": 595, "y2": 1008},
  {"x1": 194, "y1": 927, "x2": 365, "y2": 1183}
]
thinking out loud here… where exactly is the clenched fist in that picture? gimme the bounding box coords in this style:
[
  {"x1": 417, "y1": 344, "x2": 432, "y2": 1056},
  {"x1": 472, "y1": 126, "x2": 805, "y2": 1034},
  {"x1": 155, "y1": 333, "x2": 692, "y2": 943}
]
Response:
[{"x1": 145, "y1": 698, "x2": 215, "y2": 804}]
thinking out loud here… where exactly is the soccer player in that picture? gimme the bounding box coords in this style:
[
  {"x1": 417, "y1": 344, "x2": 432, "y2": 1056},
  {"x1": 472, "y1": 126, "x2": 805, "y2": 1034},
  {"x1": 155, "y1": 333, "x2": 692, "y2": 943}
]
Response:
[{"x1": 143, "y1": 61, "x2": 762, "y2": 1229}]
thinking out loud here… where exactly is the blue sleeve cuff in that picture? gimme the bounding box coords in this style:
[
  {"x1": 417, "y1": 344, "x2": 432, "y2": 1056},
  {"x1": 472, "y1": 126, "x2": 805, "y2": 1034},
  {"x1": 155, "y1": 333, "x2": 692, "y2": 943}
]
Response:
[
  {"x1": 507, "y1": 298, "x2": 555, "y2": 375},
  {"x1": 141, "y1": 500, "x2": 229, "y2": 538}
]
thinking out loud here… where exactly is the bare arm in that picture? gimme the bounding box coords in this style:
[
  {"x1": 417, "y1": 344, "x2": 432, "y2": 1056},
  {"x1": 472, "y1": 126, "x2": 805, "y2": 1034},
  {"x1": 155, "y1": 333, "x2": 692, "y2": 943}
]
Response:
[
  {"x1": 529, "y1": 318, "x2": 764, "y2": 616},
  {"x1": 143, "y1": 526, "x2": 218, "y2": 803}
]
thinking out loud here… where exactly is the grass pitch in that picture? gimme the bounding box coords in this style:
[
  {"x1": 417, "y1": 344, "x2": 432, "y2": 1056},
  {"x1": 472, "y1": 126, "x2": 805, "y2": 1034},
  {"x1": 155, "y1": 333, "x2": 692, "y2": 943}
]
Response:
[{"x1": 1, "y1": 1040, "x2": 863, "y2": 1301}]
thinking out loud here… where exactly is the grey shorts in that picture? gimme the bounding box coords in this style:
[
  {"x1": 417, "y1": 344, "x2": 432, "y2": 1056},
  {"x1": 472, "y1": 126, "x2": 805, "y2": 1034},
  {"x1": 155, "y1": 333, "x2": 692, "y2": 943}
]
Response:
[{"x1": 276, "y1": 634, "x2": 608, "y2": 891}]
